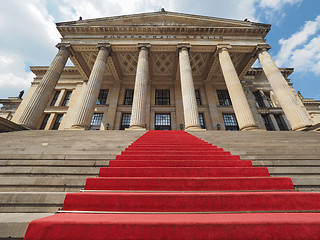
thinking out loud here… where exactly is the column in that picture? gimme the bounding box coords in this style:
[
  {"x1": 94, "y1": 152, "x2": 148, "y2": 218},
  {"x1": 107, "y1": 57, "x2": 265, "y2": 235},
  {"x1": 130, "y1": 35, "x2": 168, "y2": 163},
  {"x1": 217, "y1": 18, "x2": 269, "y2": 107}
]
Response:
[
  {"x1": 178, "y1": 44, "x2": 201, "y2": 130},
  {"x1": 257, "y1": 45, "x2": 313, "y2": 131},
  {"x1": 218, "y1": 45, "x2": 258, "y2": 131},
  {"x1": 128, "y1": 43, "x2": 150, "y2": 130},
  {"x1": 18, "y1": 43, "x2": 71, "y2": 129},
  {"x1": 72, "y1": 43, "x2": 111, "y2": 130}
]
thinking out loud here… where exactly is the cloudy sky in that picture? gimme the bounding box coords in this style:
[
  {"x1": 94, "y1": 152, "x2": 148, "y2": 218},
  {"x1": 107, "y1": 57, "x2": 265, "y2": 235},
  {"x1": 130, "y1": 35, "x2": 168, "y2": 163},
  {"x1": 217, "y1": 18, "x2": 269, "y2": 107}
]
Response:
[{"x1": 0, "y1": 0, "x2": 320, "y2": 100}]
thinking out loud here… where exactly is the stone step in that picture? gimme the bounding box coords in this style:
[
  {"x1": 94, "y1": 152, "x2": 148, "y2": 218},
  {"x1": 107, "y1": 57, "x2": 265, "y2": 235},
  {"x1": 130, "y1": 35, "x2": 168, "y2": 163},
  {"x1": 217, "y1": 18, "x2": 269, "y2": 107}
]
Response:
[
  {"x1": 0, "y1": 159, "x2": 109, "y2": 167},
  {"x1": 0, "y1": 192, "x2": 66, "y2": 213},
  {"x1": 0, "y1": 213, "x2": 54, "y2": 239},
  {"x1": 0, "y1": 177, "x2": 86, "y2": 192}
]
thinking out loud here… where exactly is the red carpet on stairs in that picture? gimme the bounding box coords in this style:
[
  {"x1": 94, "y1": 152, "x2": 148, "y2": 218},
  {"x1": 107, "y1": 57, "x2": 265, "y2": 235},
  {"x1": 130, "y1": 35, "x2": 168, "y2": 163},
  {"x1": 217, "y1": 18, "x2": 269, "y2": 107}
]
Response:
[{"x1": 24, "y1": 130, "x2": 320, "y2": 239}]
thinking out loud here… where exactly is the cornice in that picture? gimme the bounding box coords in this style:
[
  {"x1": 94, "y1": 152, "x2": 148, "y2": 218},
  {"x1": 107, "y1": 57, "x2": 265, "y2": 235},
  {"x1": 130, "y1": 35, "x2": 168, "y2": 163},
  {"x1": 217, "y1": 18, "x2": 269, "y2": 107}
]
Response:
[
  {"x1": 246, "y1": 68, "x2": 294, "y2": 77},
  {"x1": 57, "y1": 25, "x2": 270, "y2": 38},
  {"x1": 56, "y1": 11, "x2": 271, "y2": 28},
  {"x1": 30, "y1": 66, "x2": 79, "y2": 74}
]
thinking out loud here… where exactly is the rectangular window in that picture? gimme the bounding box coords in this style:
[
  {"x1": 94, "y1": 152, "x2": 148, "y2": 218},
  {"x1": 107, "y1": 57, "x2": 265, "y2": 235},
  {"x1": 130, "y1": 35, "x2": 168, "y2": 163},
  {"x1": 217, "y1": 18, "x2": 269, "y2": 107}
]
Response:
[
  {"x1": 39, "y1": 114, "x2": 50, "y2": 130},
  {"x1": 264, "y1": 92, "x2": 274, "y2": 108},
  {"x1": 261, "y1": 114, "x2": 274, "y2": 131},
  {"x1": 90, "y1": 113, "x2": 103, "y2": 130},
  {"x1": 61, "y1": 91, "x2": 72, "y2": 106},
  {"x1": 222, "y1": 113, "x2": 239, "y2": 131},
  {"x1": 155, "y1": 113, "x2": 171, "y2": 130},
  {"x1": 52, "y1": 114, "x2": 63, "y2": 130},
  {"x1": 155, "y1": 90, "x2": 170, "y2": 105},
  {"x1": 195, "y1": 90, "x2": 202, "y2": 105},
  {"x1": 124, "y1": 89, "x2": 134, "y2": 105},
  {"x1": 253, "y1": 91, "x2": 265, "y2": 108},
  {"x1": 50, "y1": 90, "x2": 61, "y2": 106},
  {"x1": 96, "y1": 89, "x2": 109, "y2": 105},
  {"x1": 120, "y1": 113, "x2": 131, "y2": 130},
  {"x1": 217, "y1": 90, "x2": 232, "y2": 106},
  {"x1": 274, "y1": 114, "x2": 288, "y2": 131},
  {"x1": 199, "y1": 113, "x2": 205, "y2": 129}
]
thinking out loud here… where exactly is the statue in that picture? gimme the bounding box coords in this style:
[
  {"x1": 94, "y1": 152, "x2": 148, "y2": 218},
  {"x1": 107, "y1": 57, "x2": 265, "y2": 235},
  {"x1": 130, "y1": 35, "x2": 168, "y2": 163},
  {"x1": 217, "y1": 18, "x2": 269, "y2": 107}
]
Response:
[{"x1": 18, "y1": 90, "x2": 24, "y2": 99}]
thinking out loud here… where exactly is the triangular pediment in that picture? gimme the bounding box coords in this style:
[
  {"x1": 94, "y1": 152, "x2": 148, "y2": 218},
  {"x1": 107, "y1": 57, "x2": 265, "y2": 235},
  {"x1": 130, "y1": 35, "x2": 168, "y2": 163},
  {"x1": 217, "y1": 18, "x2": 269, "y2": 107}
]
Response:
[{"x1": 57, "y1": 11, "x2": 269, "y2": 29}]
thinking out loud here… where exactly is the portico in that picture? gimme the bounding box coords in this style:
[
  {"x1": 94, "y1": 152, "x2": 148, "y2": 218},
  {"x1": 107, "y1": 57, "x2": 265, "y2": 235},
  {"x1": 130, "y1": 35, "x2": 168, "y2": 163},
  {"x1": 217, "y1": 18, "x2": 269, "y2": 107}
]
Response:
[{"x1": 12, "y1": 11, "x2": 317, "y2": 131}]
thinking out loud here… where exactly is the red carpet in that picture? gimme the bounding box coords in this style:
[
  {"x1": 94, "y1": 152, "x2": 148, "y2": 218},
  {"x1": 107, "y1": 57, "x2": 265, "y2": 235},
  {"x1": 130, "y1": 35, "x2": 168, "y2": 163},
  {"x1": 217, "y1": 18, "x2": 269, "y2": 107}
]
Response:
[{"x1": 24, "y1": 130, "x2": 320, "y2": 239}]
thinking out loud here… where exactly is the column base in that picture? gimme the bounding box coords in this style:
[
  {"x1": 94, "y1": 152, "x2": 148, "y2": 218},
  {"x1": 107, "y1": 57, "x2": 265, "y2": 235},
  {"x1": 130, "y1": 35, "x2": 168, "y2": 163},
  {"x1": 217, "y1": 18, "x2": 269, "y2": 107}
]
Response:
[
  {"x1": 17, "y1": 123, "x2": 34, "y2": 130},
  {"x1": 71, "y1": 124, "x2": 89, "y2": 130},
  {"x1": 240, "y1": 125, "x2": 260, "y2": 131},
  {"x1": 126, "y1": 125, "x2": 147, "y2": 131},
  {"x1": 185, "y1": 125, "x2": 206, "y2": 131},
  {"x1": 292, "y1": 124, "x2": 312, "y2": 131}
]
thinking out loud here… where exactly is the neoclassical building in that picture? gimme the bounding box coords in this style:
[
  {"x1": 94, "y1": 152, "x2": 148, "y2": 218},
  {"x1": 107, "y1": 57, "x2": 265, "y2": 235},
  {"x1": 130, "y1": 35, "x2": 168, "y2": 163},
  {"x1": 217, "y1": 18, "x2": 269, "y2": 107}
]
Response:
[{"x1": 11, "y1": 11, "x2": 320, "y2": 131}]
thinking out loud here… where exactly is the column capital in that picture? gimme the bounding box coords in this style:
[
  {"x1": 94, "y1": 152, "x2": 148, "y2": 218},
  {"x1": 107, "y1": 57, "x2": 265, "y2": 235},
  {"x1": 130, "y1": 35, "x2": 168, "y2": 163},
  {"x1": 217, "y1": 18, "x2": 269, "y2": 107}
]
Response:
[
  {"x1": 177, "y1": 43, "x2": 191, "y2": 52},
  {"x1": 137, "y1": 43, "x2": 151, "y2": 51},
  {"x1": 255, "y1": 44, "x2": 271, "y2": 54},
  {"x1": 97, "y1": 42, "x2": 111, "y2": 50},
  {"x1": 97, "y1": 43, "x2": 112, "y2": 56},
  {"x1": 217, "y1": 44, "x2": 231, "y2": 53},
  {"x1": 55, "y1": 43, "x2": 71, "y2": 50}
]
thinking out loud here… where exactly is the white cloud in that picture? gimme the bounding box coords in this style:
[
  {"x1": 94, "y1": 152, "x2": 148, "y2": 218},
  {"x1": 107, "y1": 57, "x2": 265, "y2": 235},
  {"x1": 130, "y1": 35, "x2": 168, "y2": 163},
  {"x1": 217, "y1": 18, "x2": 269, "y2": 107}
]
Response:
[
  {"x1": 0, "y1": 52, "x2": 34, "y2": 98},
  {"x1": 275, "y1": 15, "x2": 320, "y2": 75},
  {"x1": 259, "y1": 0, "x2": 303, "y2": 10}
]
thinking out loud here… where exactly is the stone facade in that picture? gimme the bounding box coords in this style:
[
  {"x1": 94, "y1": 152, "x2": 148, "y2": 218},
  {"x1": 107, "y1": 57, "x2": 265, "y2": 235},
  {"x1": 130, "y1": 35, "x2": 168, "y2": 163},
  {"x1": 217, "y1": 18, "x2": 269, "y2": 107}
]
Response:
[{"x1": 8, "y1": 11, "x2": 320, "y2": 131}]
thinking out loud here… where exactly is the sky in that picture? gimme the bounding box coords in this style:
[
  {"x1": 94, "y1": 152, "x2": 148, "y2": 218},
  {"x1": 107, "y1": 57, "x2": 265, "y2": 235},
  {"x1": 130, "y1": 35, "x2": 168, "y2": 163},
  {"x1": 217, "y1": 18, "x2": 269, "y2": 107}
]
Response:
[{"x1": 0, "y1": 0, "x2": 319, "y2": 100}]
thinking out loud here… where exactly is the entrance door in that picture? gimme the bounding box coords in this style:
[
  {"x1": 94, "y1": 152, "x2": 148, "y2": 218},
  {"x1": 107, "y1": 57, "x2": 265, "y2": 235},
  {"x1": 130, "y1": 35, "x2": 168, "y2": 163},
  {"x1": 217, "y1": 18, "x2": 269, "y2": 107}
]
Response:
[{"x1": 155, "y1": 113, "x2": 171, "y2": 130}]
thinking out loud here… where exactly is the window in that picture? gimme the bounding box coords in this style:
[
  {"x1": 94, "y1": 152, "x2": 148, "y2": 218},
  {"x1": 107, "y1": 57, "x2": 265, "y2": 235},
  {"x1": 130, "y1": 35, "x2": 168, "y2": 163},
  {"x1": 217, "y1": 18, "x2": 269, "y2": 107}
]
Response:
[
  {"x1": 50, "y1": 91, "x2": 61, "y2": 106},
  {"x1": 222, "y1": 113, "x2": 239, "y2": 131},
  {"x1": 261, "y1": 114, "x2": 274, "y2": 131},
  {"x1": 155, "y1": 113, "x2": 171, "y2": 130},
  {"x1": 217, "y1": 90, "x2": 232, "y2": 106},
  {"x1": 274, "y1": 114, "x2": 288, "y2": 131},
  {"x1": 61, "y1": 91, "x2": 72, "y2": 106},
  {"x1": 155, "y1": 90, "x2": 170, "y2": 105},
  {"x1": 52, "y1": 114, "x2": 63, "y2": 130},
  {"x1": 96, "y1": 89, "x2": 108, "y2": 105},
  {"x1": 124, "y1": 89, "x2": 134, "y2": 105},
  {"x1": 195, "y1": 90, "x2": 202, "y2": 105},
  {"x1": 199, "y1": 113, "x2": 205, "y2": 129},
  {"x1": 253, "y1": 91, "x2": 265, "y2": 108},
  {"x1": 90, "y1": 113, "x2": 103, "y2": 130},
  {"x1": 120, "y1": 113, "x2": 131, "y2": 130},
  {"x1": 264, "y1": 92, "x2": 274, "y2": 108},
  {"x1": 39, "y1": 114, "x2": 50, "y2": 130}
]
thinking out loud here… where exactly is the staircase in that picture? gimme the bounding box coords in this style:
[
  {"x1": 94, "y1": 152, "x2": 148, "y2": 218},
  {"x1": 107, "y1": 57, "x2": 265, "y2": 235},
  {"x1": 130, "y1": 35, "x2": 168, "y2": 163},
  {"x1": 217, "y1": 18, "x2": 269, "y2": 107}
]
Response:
[
  {"x1": 0, "y1": 130, "x2": 145, "y2": 239},
  {"x1": 191, "y1": 131, "x2": 320, "y2": 191},
  {"x1": 24, "y1": 131, "x2": 320, "y2": 239}
]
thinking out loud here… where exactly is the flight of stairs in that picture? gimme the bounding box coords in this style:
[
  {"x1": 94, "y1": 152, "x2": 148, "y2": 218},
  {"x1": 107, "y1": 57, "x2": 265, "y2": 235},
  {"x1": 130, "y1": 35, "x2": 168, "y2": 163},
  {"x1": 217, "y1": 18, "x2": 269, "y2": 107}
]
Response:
[
  {"x1": 24, "y1": 131, "x2": 320, "y2": 239},
  {"x1": 0, "y1": 130, "x2": 145, "y2": 239},
  {"x1": 191, "y1": 131, "x2": 320, "y2": 192}
]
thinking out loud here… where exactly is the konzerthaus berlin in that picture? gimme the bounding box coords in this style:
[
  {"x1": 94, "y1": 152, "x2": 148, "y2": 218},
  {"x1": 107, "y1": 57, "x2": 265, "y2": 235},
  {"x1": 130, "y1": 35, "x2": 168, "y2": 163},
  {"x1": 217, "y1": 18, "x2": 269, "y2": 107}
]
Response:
[{"x1": 11, "y1": 11, "x2": 320, "y2": 131}]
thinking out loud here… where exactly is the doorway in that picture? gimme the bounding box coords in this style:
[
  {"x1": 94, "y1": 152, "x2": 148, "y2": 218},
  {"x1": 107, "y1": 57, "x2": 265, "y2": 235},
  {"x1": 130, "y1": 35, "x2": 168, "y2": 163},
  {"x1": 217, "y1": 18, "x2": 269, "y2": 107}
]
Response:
[{"x1": 155, "y1": 113, "x2": 171, "y2": 130}]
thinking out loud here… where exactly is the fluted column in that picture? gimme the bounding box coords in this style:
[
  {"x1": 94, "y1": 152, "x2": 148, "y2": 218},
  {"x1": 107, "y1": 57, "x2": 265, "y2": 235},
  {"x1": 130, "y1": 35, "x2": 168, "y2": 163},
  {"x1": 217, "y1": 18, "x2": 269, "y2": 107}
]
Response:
[
  {"x1": 128, "y1": 44, "x2": 150, "y2": 130},
  {"x1": 18, "y1": 43, "x2": 71, "y2": 129},
  {"x1": 178, "y1": 44, "x2": 201, "y2": 130},
  {"x1": 72, "y1": 43, "x2": 111, "y2": 130},
  {"x1": 218, "y1": 45, "x2": 258, "y2": 131},
  {"x1": 257, "y1": 45, "x2": 313, "y2": 131}
]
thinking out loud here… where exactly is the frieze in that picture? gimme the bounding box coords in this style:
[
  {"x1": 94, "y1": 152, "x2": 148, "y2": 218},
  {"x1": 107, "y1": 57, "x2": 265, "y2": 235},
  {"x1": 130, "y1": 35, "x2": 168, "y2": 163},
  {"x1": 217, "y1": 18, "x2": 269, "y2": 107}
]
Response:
[{"x1": 102, "y1": 35, "x2": 224, "y2": 39}]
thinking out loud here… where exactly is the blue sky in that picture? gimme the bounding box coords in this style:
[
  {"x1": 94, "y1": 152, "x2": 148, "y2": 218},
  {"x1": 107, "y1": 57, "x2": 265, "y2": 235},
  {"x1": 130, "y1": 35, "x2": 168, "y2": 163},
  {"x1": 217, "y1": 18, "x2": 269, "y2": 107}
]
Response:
[{"x1": 0, "y1": 0, "x2": 319, "y2": 100}]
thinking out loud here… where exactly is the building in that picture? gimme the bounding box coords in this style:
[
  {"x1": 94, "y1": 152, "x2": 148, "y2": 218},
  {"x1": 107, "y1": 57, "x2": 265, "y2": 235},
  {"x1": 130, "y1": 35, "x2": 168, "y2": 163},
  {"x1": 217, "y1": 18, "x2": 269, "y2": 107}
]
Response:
[{"x1": 10, "y1": 11, "x2": 320, "y2": 131}]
